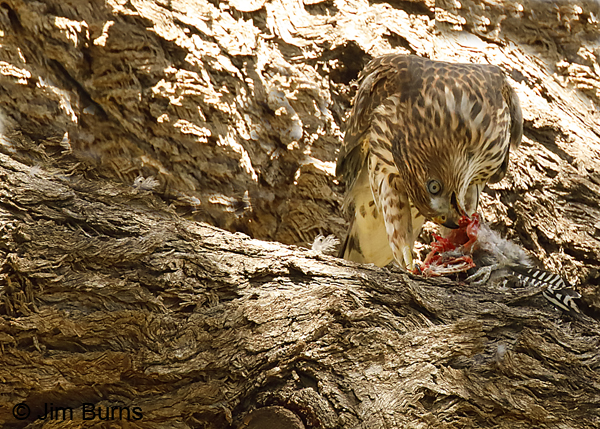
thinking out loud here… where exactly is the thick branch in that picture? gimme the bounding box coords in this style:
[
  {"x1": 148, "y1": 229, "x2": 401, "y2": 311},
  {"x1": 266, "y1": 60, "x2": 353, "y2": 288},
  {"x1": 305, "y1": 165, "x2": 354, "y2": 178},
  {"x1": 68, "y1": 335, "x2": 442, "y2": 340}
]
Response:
[{"x1": 0, "y1": 147, "x2": 598, "y2": 428}]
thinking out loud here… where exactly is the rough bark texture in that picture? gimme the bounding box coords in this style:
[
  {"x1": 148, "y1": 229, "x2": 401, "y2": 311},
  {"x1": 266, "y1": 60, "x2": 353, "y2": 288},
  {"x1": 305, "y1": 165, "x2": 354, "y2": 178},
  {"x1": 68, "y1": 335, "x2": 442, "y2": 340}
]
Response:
[{"x1": 0, "y1": 0, "x2": 599, "y2": 428}]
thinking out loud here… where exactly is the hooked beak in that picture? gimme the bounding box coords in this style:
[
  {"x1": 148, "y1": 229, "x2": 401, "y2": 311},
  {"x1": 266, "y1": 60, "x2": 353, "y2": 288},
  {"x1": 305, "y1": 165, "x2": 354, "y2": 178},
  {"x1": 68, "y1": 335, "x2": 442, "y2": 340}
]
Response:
[
  {"x1": 432, "y1": 192, "x2": 468, "y2": 229},
  {"x1": 442, "y1": 218, "x2": 460, "y2": 229},
  {"x1": 450, "y1": 191, "x2": 468, "y2": 218},
  {"x1": 432, "y1": 215, "x2": 460, "y2": 229}
]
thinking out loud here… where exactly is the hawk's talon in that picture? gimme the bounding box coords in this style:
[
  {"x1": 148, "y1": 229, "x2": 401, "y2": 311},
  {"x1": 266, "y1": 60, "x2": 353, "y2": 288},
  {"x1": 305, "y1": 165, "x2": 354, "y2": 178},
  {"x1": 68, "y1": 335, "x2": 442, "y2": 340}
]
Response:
[{"x1": 412, "y1": 263, "x2": 423, "y2": 275}]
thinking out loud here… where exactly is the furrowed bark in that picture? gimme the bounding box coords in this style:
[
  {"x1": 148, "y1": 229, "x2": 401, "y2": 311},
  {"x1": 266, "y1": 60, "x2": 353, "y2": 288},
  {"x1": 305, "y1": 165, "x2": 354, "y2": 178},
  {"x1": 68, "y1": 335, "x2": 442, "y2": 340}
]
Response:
[{"x1": 0, "y1": 0, "x2": 599, "y2": 427}]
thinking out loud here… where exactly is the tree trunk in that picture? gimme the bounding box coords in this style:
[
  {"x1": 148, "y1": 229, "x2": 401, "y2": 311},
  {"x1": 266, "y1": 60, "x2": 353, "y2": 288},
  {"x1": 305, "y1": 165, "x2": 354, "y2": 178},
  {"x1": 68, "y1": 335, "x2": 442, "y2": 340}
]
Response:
[{"x1": 0, "y1": 0, "x2": 599, "y2": 428}]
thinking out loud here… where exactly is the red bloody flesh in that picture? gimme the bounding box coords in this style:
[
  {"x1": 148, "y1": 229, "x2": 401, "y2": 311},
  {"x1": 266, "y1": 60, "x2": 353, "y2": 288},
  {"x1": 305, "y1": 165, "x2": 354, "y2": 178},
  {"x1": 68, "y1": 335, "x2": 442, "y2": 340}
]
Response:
[
  {"x1": 415, "y1": 213, "x2": 480, "y2": 276},
  {"x1": 443, "y1": 213, "x2": 480, "y2": 249}
]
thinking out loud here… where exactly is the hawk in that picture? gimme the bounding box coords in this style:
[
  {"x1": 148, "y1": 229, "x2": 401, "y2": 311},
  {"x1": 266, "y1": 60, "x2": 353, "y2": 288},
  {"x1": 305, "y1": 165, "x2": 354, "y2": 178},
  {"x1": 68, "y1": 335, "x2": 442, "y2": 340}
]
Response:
[{"x1": 337, "y1": 54, "x2": 523, "y2": 270}]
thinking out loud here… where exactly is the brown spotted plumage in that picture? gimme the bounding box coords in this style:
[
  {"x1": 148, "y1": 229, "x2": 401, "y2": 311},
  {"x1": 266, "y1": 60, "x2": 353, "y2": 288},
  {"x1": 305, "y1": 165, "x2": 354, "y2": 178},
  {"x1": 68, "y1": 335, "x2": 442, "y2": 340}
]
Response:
[{"x1": 337, "y1": 54, "x2": 523, "y2": 270}]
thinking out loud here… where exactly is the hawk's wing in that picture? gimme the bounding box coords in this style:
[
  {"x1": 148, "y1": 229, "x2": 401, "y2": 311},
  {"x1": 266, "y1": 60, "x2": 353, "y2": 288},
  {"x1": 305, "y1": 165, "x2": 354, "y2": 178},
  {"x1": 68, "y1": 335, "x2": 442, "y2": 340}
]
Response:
[
  {"x1": 336, "y1": 55, "x2": 412, "y2": 192},
  {"x1": 489, "y1": 78, "x2": 523, "y2": 183},
  {"x1": 336, "y1": 55, "x2": 417, "y2": 265}
]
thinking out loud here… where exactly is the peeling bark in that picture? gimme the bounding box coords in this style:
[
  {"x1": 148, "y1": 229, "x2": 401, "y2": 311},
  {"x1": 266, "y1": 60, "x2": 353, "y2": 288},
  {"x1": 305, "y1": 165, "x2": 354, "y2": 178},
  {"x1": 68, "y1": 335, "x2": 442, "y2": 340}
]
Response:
[{"x1": 0, "y1": 0, "x2": 599, "y2": 428}]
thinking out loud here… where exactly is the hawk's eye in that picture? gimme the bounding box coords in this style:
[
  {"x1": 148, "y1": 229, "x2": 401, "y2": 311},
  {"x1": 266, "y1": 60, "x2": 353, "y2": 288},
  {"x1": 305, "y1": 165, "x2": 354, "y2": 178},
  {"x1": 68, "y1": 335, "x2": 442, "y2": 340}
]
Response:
[{"x1": 427, "y1": 180, "x2": 442, "y2": 195}]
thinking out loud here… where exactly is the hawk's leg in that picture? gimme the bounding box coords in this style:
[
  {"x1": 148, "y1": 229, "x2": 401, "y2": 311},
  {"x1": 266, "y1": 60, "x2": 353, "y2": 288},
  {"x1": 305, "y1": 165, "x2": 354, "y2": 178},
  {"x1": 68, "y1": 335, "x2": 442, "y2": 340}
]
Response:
[
  {"x1": 381, "y1": 180, "x2": 414, "y2": 270},
  {"x1": 369, "y1": 156, "x2": 423, "y2": 270}
]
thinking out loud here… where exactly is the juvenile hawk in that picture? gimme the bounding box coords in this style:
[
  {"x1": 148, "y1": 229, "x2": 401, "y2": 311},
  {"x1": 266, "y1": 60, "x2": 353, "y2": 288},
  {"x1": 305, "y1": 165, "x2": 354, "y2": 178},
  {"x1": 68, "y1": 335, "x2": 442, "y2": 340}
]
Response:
[{"x1": 337, "y1": 54, "x2": 523, "y2": 270}]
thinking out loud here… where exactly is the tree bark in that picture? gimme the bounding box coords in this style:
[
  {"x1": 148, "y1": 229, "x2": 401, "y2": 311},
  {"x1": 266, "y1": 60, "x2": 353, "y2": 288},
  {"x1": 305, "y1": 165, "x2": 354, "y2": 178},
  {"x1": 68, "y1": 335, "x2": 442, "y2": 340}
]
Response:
[{"x1": 0, "y1": 0, "x2": 599, "y2": 428}]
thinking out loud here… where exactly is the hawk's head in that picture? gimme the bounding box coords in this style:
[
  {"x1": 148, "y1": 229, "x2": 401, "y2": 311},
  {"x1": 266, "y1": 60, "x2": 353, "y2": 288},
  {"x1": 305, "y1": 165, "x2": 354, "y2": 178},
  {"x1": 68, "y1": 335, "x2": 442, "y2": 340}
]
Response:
[
  {"x1": 397, "y1": 140, "x2": 497, "y2": 229},
  {"x1": 406, "y1": 170, "x2": 475, "y2": 229},
  {"x1": 392, "y1": 74, "x2": 517, "y2": 230},
  {"x1": 418, "y1": 178, "x2": 479, "y2": 229}
]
